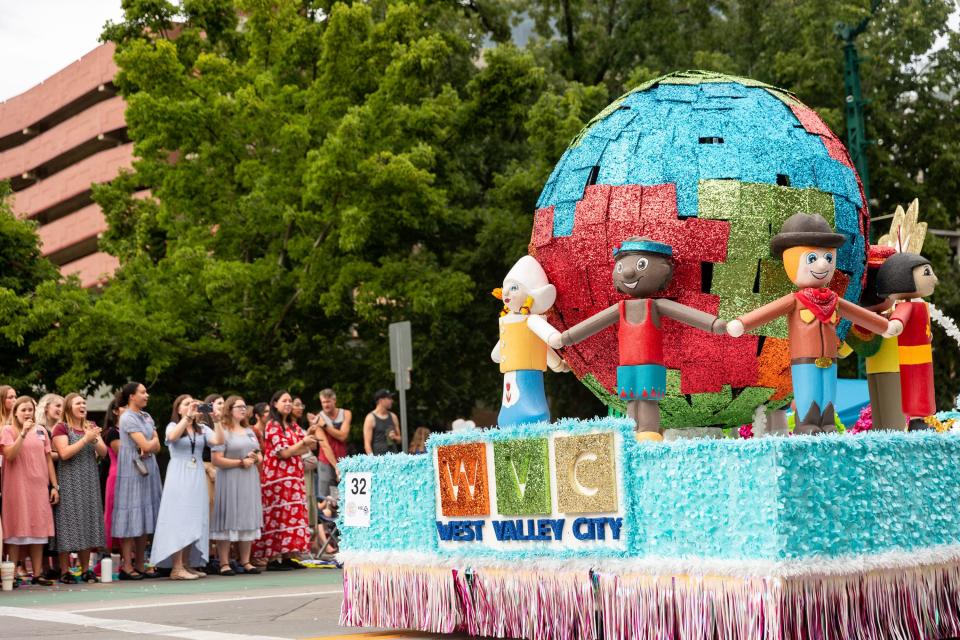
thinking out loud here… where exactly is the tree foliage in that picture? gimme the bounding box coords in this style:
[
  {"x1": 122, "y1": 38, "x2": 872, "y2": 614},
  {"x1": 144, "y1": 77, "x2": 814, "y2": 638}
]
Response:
[{"x1": 1, "y1": 0, "x2": 958, "y2": 422}]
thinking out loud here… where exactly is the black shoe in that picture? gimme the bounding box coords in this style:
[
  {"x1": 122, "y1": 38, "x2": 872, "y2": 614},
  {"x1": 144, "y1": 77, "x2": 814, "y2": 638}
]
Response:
[
  {"x1": 82, "y1": 570, "x2": 99, "y2": 584},
  {"x1": 266, "y1": 559, "x2": 292, "y2": 572},
  {"x1": 59, "y1": 572, "x2": 77, "y2": 585},
  {"x1": 32, "y1": 575, "x2": 55, "y2": 586},
  {"x1": 242, "y1": 563, "x2": 261, "y2": 575},
  {"x1": 142, "y1": 568, "x2": 163, "y2": 579},
  {"x1": 119, "y1": 569, "x2": 144, "y2": 581},
  {"x1": 281, "y1": 557, "x2": 306, "y2": 570}
]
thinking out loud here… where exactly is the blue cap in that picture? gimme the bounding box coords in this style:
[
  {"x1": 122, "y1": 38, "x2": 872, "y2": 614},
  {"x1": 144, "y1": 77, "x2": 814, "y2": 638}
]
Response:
[{"x1": 613, "y1": 239, "x2": 673, "y2": 258}]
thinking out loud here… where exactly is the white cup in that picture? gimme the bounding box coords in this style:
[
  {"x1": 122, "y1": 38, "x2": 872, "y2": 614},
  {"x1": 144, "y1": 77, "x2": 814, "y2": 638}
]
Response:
[{"x1": 1, "y1": 561, "x2": 14, "y2": 591}]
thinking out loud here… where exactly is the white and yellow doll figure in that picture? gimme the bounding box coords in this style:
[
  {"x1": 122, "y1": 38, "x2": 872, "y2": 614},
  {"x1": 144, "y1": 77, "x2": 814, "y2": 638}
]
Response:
[{"x1": 491, "y1": 255, "x2": 568, "y2": 427}]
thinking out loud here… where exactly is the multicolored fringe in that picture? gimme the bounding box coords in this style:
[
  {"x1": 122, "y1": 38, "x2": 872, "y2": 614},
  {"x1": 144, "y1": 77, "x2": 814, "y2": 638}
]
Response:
[
  {"x1": 454, "y1": 567, "x2": 595, "y2": 640},
  {"x1": 339, "y1": 564, "x2": 460, "y2": 633},
  {"x1": 342, "y1": 561, "x2": 960, "y2": 640}
]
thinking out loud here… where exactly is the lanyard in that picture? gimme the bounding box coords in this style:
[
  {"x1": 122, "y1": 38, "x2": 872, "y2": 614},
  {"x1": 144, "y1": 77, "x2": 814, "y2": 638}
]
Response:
[{"x1": 187, "y1": 426, "x2": 198, "y2": 460}]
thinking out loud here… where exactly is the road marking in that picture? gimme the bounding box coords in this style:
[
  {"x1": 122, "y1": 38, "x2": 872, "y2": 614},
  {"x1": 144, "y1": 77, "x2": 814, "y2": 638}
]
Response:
[
  {"x1": 70, "y1": 589, "x2": 343, "y2": 612},
  {"x1": 0, "y1": 605, "x2": 288, "y2": 639}
]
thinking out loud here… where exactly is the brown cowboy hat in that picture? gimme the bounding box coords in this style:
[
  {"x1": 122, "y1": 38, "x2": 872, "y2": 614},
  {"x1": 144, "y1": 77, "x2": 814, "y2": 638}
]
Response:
[{"x1": 770, "y1": 212, "x2": 846, "y2": 257}]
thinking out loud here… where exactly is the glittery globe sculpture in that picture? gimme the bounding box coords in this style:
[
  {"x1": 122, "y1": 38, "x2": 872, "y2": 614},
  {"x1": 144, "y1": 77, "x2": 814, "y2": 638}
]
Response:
[{"x1": 530, "y1": 70, "x2": 869, "y2": 428}]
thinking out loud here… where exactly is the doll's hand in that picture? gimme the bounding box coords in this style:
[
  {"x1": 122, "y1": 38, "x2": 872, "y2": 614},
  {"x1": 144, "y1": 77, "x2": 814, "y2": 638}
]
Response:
[
  {"x1": 547, "y1": 332, "x2": 563, "y2": 350},
  {"x1": 726, "y1": 319, "x2": 745, "y2": 338},
  {"x1": 550, "y1": 359, "x2": 571, "y2": 373},
  {"x1": 883, "y1": 319, "x2": 903, "y2": 338}
]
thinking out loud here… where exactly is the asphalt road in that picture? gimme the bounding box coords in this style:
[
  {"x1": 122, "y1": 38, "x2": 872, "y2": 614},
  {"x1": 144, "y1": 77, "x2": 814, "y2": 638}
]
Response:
[{"x1": 0, "y1": 568, "x2": 460, "y2": 640}]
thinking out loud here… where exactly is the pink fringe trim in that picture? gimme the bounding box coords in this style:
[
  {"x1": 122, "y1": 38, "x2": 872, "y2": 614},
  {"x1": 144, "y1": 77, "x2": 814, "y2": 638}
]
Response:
[{"x1": 341, "y1": 562, "x2": 960, "y2": 640}]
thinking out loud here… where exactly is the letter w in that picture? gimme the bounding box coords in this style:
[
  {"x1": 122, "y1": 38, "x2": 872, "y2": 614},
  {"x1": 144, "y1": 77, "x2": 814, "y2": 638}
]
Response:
[{"x1": 445, "y1": 458, "x2": 479, "y2": 502}]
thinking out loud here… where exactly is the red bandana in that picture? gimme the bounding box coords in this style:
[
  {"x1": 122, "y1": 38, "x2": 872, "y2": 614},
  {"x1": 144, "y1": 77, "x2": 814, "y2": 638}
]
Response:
[{"x1": 795, "y1": 287, "x2": 838, "y2": 324}]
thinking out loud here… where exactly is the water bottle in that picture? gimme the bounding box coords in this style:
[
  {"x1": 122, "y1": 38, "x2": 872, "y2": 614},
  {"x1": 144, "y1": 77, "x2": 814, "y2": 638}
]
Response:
[{"x1": 101, "y1": 556, "x2": 113, "y2": 583}]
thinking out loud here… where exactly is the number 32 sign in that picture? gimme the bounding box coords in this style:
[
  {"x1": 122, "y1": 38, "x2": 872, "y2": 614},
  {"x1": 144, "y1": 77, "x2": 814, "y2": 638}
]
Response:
[{"x1": 344, "y1": 472, "x2": 372, "y2": 527}]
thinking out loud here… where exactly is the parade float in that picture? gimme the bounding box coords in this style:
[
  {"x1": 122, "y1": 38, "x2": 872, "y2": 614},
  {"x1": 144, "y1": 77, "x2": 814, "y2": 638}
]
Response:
[{"x1": 336, "y1": 71, "x2": 960, "y2": 639}]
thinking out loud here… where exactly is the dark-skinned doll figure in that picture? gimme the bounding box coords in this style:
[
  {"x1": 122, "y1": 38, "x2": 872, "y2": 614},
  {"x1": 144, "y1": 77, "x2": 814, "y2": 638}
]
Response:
[
  {"x1": 491, "y1": 256, "x2": 568, "y2": 427},
  {"x1": 876, "y1": 252, "x2": 939, "y2": 430},
  {"x1": 726, "y1": 213, "x2": 895, "y2": 435},
  {"x1": 843, "y1": 245, "x2": 906, "y2": 430},
  {"x1": 549, "y1": 238, "x2": 725, "y2": 442}
]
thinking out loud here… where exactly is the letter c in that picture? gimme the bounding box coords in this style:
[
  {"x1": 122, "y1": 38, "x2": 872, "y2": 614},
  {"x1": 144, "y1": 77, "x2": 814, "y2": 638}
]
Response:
[{"x1": 571, "y1": 452, "x2": 598, "y2": 497}]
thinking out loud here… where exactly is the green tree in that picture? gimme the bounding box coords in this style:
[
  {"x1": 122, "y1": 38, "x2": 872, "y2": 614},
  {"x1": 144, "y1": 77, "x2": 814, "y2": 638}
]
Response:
[
  {"x1": 84, "y1": 0, "x2": 604, "y2": 429},
  {"x1": 0, "y1": 182, "x2": 98, "y2": 392}
]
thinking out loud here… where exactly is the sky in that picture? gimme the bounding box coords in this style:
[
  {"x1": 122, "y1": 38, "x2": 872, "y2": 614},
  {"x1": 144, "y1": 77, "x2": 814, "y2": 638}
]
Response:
[
  {"x1": 0, "y1": 2, "x2": 955, "y2": 103},
  {"x1": 0, "y1": 0, "x2": 125, "y2": 102}
]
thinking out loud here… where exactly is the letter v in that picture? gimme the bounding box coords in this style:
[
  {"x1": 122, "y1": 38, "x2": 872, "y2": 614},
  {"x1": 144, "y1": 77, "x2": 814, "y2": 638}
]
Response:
[{"x1": 511, "y1": 454, "x2": 531, "y2": 498}]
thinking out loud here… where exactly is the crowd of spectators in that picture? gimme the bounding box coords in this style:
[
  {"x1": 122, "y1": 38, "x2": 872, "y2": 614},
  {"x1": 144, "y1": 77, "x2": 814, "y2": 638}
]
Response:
[{"x1": 0, "y1": 382, "x2": 385, "y2": 586}]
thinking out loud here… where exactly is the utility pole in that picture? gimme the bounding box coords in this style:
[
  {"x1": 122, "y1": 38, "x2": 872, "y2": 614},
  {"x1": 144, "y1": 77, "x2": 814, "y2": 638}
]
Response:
[{"x1": 834, "y1": 0, "x2": 882, "y2": 206}]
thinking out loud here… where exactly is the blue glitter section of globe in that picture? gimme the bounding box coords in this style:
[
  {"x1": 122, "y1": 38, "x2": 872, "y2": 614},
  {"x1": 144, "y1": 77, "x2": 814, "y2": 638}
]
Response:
[{"x1": 535, "y1": 78, "x2": 867, "y2": 304}]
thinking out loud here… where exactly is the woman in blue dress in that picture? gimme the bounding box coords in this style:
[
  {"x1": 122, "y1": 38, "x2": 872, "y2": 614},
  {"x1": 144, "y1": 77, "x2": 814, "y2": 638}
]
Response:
[
  {"x1": 149, "y1": 395, "x2": 219, "y2": 580},
  {"x1": 112, "y1": 382, "x2": 163, "y2": 580}
]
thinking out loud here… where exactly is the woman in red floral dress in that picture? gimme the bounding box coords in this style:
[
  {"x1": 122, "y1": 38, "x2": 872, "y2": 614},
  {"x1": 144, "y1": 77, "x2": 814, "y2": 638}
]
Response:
[{"x1": 253, "y1": 391, "x2": 319, "y2": 571}]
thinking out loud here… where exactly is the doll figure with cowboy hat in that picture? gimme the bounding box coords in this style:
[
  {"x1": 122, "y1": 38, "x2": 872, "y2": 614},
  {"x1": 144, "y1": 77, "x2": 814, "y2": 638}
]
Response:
[
  {"x1": 491, "y1": 255, "x2": 568, "y2": 427},
  {"x1": 727, "y1": 212, "x2": 897, "y2": 434}
]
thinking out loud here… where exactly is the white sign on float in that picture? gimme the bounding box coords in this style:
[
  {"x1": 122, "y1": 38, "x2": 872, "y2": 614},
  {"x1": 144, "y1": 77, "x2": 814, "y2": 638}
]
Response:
[
  {"x1": 432, "y1": 429, "x2": 627, "y2": 553},
  {"x1": 344, "y1": 472, "x2": 372, "y2": 528}
]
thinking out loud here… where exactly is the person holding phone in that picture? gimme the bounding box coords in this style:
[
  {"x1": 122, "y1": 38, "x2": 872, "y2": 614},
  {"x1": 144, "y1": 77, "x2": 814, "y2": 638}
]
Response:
[
  {"x1": 112, "y1": 382, "x2": 163, "y2": 580},
  {"x1": 0, "y1": 396, "x2": 58, "y2": 586},
  {"x1": 211, "y1": 396, "x2": 263, "y2": 575},
  {"x1": 52, "y1": 393, "x2": 108, "y2": 584},
  {"x1": 150, "y1": 395, "x2": 220, "y2": 580}
]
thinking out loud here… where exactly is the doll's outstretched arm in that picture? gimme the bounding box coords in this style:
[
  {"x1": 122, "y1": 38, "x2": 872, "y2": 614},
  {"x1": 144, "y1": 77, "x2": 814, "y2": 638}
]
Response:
[
  {"x1": 838, "y1": 298, "x2": 889, "y2": 336},
  {"x1": 883, "y1": 300, "x2": 913, "y2": 337},
  {"x1": 527, "y1": 315, "x2": 562, "y2": 348},
  {"x1": 656, "y1": 299, "x2": 726, "y2": 334},
  {"x1": 560, "y1": 304, "x2": 619, "y2": 346},
  {"x1": 728, "y1": 294, "x2": 795, "y2": 337},
  {"x1": 491, "y1": 340, "x2": 502, "y2": 363}
]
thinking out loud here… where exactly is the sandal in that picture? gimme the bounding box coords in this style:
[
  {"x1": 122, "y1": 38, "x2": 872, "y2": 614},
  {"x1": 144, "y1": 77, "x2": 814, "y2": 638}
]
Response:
[
  {"x1": 142, "y1": 568, "x2": 162, "y2": 579},
  {"x1": 169, "y1": 568, "x2": 198, "y2": 581},
  {"x1": 31, "y1": 575, "x2": 55, "y2": 586},
  {"x1": 218, "y1": 565, "x2": 236, "y2": 576},
  {"x1": 242, "y1": 563, "x2": 261, "y2": 575},
  {"x1": 82, "y1": 570, "x2": 99, "y2": 584},
  {"x1": 59, "y1": 572, "x2": 77, "y2": 585},
  {"x1": 119, "y1": 569, "x2": 144, "y2": 581}
]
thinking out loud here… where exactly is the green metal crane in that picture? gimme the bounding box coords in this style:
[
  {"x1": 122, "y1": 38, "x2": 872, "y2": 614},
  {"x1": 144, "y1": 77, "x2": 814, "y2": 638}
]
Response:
[{"x1": 834, "y1": 0, "x2": 882, "y2": 206}]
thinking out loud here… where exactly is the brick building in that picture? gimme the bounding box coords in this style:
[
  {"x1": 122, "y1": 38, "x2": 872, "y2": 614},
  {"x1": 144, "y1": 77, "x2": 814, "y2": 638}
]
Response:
[{"x1": 0, "y1": 43, "x2": 135, "y2": 288}]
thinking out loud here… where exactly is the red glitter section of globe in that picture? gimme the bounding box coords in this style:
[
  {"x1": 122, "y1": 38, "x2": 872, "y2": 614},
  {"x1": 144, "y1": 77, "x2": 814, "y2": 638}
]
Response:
[
  {"x1": 531, "y1": 183, "x2": 760, "y2": 396},
  {"x1": 530, "y1": 182, "x2": 854, "y2": 398}
]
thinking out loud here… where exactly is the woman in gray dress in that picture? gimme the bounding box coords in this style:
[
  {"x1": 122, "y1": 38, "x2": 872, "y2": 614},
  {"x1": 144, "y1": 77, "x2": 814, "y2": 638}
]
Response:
[
  {"x1": 211, "y1": 395, "x2": 263, "y2": 575},
  {"x1": 52, "y1": 393, "x2": 107, "y2": 583},
  {"x1": 111, "y1": 382, "x2": 163, "y2": 580}
]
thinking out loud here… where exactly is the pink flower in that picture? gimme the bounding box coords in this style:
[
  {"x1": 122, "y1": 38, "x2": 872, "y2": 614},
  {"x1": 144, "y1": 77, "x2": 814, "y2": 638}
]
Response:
[
  {"x1": 738, "y1": 424, "x2": 753, "y2": 439},
  {"x1": 851, "y1": 405, "x2": 873, "y2": 434}
]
